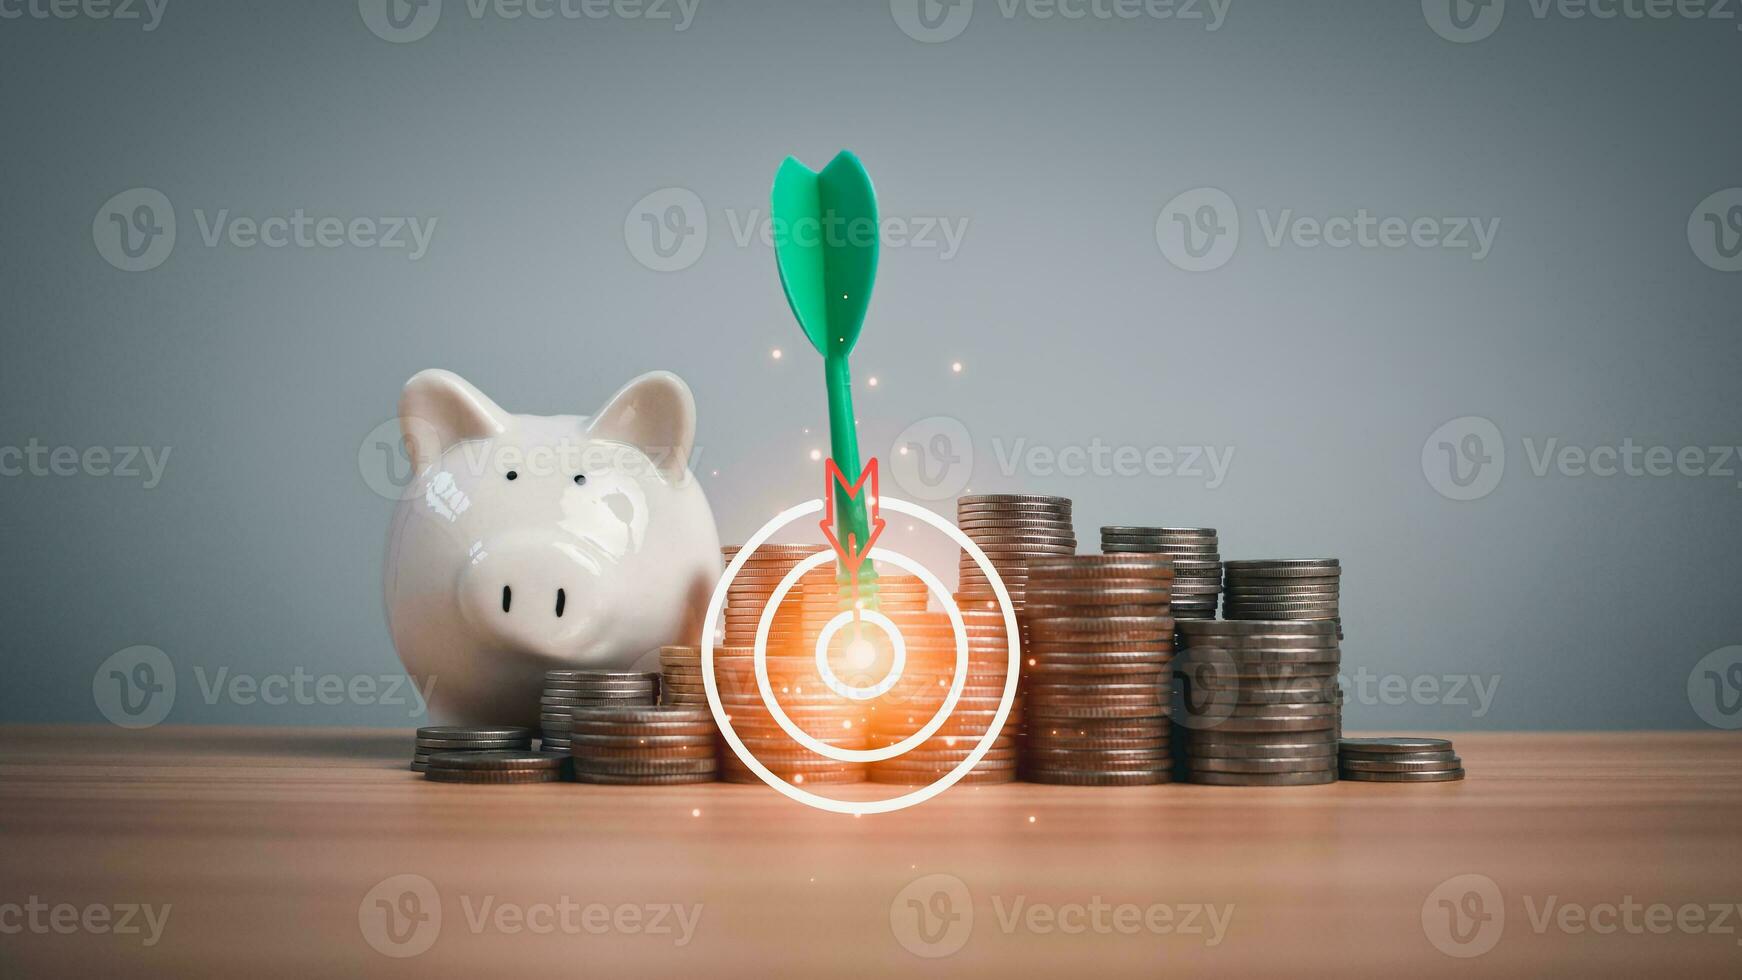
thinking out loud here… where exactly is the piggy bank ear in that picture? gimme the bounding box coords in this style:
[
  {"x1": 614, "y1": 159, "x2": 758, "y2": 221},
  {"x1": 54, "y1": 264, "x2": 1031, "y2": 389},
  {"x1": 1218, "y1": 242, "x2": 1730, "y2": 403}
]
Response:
[
  {"x1": 398, "y1": 370, "x2": 510, "y2": 474},
  {"x1": 587, "y1": 371, "x2": 697, "y2": 482}
]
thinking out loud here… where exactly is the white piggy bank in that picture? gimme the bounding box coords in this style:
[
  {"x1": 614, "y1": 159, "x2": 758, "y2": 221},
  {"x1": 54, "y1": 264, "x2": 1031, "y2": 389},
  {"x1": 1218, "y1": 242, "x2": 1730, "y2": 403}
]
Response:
[{"x1": 383, "y1": 369, "x2": 721, "y2": 726}]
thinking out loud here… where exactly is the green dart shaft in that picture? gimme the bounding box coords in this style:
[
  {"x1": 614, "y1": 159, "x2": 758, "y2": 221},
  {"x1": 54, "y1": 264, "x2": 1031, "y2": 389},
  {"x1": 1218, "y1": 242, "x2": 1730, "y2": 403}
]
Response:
[{"x1": 824, "y1": 353, "x2": 871, "y2": 585}]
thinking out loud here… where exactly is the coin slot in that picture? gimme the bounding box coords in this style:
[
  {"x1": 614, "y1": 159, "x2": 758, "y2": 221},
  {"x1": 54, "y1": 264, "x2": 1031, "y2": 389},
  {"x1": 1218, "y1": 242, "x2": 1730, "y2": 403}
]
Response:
[
  {"x1": 502, "y1": 585, "x2": 512, "y2": 613},
  {"x1": 555, "y1": 588, "x2": 567, "y2": 618}
]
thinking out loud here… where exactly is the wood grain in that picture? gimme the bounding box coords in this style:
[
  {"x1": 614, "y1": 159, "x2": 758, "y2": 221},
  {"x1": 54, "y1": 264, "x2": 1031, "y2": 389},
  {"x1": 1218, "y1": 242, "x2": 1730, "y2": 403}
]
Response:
[{"x1": 1, "y1": 727, "x2": 1739, "y2": 978}]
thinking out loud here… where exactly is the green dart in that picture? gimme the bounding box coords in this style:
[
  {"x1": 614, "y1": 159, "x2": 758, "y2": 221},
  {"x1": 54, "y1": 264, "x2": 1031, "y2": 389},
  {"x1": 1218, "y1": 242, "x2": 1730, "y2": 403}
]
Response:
[{"x1": 772, "y1": 150, "x2": 880, "y2": 592}]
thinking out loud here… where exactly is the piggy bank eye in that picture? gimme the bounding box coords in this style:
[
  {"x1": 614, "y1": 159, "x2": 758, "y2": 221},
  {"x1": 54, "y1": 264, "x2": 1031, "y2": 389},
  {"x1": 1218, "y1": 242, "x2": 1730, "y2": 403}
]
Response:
[
  {"x1": 572, "y1": 474, "x2": 587, "y2": 486},
  {"x1": 505, "y1": 471, "x2": 518, "y2": 481}
]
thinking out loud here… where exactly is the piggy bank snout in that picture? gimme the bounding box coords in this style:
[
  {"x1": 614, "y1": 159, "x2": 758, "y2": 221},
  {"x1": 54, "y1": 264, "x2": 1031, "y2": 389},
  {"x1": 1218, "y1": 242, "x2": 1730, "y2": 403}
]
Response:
[{"x1": 456, "y1": 538, "x2": 602, "y2": 654}]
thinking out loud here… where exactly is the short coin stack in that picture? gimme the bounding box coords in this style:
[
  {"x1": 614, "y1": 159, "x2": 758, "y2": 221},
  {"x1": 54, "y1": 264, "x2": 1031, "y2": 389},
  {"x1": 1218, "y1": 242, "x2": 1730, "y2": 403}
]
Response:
[
  {"x1": 658, "y1": 645, "x2": 709, "y2": 707},
  {"x1": 423, "y1": 749, "x2": 566, "y2": 784},
  {"x1": 1339, "y1": 737, "x2": 1464, "y2": 782},
  {"x1": 956, "y1": 494, "x2": 1076, "y2": 610},
  {"x1": 868, "y1": 609, "x2": 1021, "y2": 785},
  {"x1": 1222, "y1": 559, "x2": 1341, "y2": 632},
  {"x1": 538, "y1": 670, "x2": 659, "y2": 754},
  {"x1": 1019, "y1": 556, "x2": 1174, "y2": 785},
  {"x1": 411, "y1": 725, "x2": 532, "y2": 773},
  {"x1": 567, "y1": 706, "x2": 718, "y2": 784},
  {"x1": 1100, "y1": 526, "x2": 1221, "y2": 620},
  {"x1": 723, "y1": 544, "x2": 832, "y2": 654},
  {"x1": 1175, "y1": 619, "x2": 1342, "y2": 786}
]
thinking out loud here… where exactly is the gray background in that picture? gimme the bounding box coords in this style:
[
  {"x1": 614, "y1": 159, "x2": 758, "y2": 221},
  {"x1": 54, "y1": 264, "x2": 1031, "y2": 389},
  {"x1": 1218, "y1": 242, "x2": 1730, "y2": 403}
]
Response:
[{"x1": 2, "y1": 0, "x2": 1738, "y2": 729}]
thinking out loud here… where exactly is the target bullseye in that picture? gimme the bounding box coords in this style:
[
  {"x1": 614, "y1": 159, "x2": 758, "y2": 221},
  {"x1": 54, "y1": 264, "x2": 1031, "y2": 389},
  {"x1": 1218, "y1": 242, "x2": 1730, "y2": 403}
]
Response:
[
  {"x1": 815, "y1": 610, "x2": 905, "y2": 701},
  {"x1": 701, "y1": 495, "x2": 1021, "y2": 815}
]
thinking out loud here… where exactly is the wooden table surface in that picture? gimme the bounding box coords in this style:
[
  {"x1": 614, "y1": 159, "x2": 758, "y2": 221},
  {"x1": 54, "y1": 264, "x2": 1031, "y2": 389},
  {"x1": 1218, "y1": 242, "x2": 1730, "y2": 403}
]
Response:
[{"x1": 2, "y1": 727, "x2": 1739, "y2": 978}]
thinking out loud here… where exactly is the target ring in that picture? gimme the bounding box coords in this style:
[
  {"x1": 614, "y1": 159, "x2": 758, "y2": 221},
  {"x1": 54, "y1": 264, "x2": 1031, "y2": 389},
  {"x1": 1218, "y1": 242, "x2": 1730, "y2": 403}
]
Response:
[{"x1": 701, "y1": 495, "x2": 1021, "y2": 815}]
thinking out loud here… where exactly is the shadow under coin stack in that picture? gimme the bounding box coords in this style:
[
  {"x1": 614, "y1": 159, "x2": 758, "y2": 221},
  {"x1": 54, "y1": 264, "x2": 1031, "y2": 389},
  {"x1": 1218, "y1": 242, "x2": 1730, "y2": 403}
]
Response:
[
  {"x1": 538, "y1": 669, "x2": 659, "y2": 755},
  {"x1": 411, "y1": 725, "x2": 532, "y2": 773},
  {"x1": 1221, "y1": 559, "x2": 1341, "y2": 635},
  {"x1": 567, "y1": 706, "x2": 718, "y2": 784},
  {"x1": 1019, "y1": 556, "x2": 1175, "y2": 786},
  {"x1": 955, "y1": 494, "x2": 1076, "y2": 611},
  {"x1": 867, "y1": 609, "x2": 1020, "y2": 785},
  {"x1": 1338, "y1": 736, "x2": 1464, "y2": 782},
  {"x1": 1174, "y1": 620, "x2": 1342, "y2": 786},
  {"x1": 1099, "y1": 526, "x2": 1221, "y2": 620},
  {"x1": 723, "y1": 544, "x2": 832, "y2": 654},
  {"x1": 712, "y1": 646, "x2": 869, "y2": 785}
]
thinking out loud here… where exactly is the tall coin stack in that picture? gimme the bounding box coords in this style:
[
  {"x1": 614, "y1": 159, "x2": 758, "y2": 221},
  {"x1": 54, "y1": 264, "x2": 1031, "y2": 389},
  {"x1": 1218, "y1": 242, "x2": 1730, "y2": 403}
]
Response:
[
  {"x1": 1221, "y1": 559, "x2": 1341, "y2": 633},
  {"x1": 712, "y1": 647, "x2": 869, "y2": 785},
  {"x1": 1174, "y1": 620, "x2": 1342, "y2": 786},
  {"x1": 867, "y1": 609, "x2": 1021, "y2": 785},
  {"x1": 411, "y1": 726, "x2": 533, "y2": 773},
  {"x1": 538, "y1": 669, "x2": 659, "y2": 755},
  {"x1": 955, "y1": 494, "x2": 1076, "y2": 610},
  {"x1": 1019, "y1": 556, "x2": 1175, "y2": 785},
  {"x1": 723, "y1": 544, "x2": 832, "y2": 653},
  {"x1": 568, "y1": 706, "x2": 718, "y2": 785},
  {"x1": 1099, "y1": 526, "x2": 1221, "y2": 620}
]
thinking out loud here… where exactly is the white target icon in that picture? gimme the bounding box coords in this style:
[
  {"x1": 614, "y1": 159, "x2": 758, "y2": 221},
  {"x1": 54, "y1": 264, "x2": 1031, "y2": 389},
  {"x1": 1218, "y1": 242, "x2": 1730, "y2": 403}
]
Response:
[{"x1": 702, "y1": 494, "x2": 1021, "y2": 814}]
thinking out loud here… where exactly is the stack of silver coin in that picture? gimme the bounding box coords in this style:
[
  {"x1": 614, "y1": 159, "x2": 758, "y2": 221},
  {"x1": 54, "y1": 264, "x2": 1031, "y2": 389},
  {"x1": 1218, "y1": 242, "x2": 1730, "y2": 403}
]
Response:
[
  {"x1": 423, "y1": 749, "x2": 566, "y2": 784},
  {"x1": 568, "y1": 706, "x2": 718, "y2": 785},
  {"x1": 1174, "y1": 620, "x2": 1342, "y2": 786},
  {"x1": 1099, "y1": 526, "x2": 1221, "y2": 620},
  {"x1": 1339, "y1": 737, "x2": 1464, "y2": 782},
  {"x1": 1222, "y1": 559, "x2": 1340, "y2": 632},
  {"x1": 956, "y1": 494, "x2": 1075, "y2": 610},
  {"x1": 411, "y1": 725, "x2": 532, "y2": 773},
  {"x1": 1019, "y1": 555, "x2": 1174, "y2": 786},
  {"x1": 537, "y1": 669, "x2": 659, "y2": 753}
]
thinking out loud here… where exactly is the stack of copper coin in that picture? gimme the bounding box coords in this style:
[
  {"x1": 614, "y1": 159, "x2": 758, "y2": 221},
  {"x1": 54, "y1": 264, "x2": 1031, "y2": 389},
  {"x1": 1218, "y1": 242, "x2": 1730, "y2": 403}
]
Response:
[
  {"x1": 1020, "y1": 555, "x2": 1175, "y2": 785},
  {"x1": 866, "y1": 609, "x2": 1021, "y2": 785},
  {"x1": 722, "y1": 544, "x2": 833, "y2": 654},
  {"x1": 711, "y1": 647, "x2": 869, "y2": 785}
]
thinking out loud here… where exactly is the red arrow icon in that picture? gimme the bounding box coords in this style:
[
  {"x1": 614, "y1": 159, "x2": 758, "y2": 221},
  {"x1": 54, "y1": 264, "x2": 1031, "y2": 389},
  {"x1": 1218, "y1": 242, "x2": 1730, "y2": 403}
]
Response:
[{"x1": 820, "y1": 456, "x2": 885, "y2": 580}]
